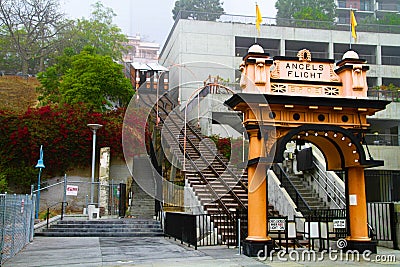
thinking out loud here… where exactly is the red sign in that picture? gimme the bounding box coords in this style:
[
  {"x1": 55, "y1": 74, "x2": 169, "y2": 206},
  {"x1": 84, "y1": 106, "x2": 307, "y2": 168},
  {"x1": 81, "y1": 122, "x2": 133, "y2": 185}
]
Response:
[{"x1": 66, "y1": 185, "x2": 79, "y2": 196}]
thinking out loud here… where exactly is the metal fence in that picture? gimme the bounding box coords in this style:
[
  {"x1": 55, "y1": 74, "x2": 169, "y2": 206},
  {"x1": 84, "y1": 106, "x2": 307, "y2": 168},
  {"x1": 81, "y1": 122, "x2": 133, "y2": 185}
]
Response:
[
  {"x1": 367, "y1": 202, "x2": 399, "y2": 249},
  {"x1": 0, "y1": 194, "x2": 35, "y2": 265},
  {"x1": 164, "y1": 210, "x2": 247, "y2": 249}
]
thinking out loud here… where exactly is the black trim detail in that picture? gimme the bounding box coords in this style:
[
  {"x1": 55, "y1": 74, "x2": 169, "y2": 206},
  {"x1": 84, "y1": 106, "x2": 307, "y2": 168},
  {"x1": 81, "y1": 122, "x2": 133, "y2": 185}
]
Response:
[
  {"x1": 273, "y1": 56, "x2": 335, "y2": 63},
  {"x1": 243, "y1": 52, "x2": 270, "y2": 60},
  {"x1": 245, "y1": 125, "x2": 275, "y2": 131},
  {"x1": 271, "y1": 79, "x2": 342, "y2": 87},
  {"x1": 335, "y1": 64, "x2": 370, "y2": 74},
  {"x1": 246, "y1": 58, "x2": 274, "y2": 65},
  {"x1": 225, "y1": 93, "x2": 390, "y2": 110},
  {"x1": 247, "y1": 157, "x2": 271, "y2": 167},
  {"x1": 336, "y1": 58, "x2": 367, "y2": 66}
]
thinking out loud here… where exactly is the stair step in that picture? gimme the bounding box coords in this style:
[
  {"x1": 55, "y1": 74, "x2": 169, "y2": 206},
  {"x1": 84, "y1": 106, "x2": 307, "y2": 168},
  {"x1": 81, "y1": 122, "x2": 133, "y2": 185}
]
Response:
[{"x1": 37, "y1": 219, "x2": 163, "y2": 237}]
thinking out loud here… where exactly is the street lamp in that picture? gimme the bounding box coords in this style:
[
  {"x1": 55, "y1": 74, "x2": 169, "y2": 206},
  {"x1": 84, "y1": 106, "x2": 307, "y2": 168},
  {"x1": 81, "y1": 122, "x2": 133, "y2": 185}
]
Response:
[
  {"x1": 87, "y1": 123, "x2": 102, "y2": 205},
  {"x1": 35, "y1": 145, "x2": 45, "y2": 219}
]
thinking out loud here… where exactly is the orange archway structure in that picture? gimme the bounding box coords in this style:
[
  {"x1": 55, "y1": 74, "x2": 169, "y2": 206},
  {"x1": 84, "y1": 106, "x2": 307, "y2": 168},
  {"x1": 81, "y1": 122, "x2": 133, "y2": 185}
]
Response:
[{"x1": 225, "y1": 45, "x2": 389, "y2": 256}]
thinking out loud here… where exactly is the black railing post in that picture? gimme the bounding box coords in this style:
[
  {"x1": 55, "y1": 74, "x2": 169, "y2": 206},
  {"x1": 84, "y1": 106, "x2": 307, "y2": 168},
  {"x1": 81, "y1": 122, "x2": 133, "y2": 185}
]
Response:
[
  {"x1": 61, "y1": 202, "x2": 64, "y2": 220},
  {"x1": 390, "y1": 203, "x2": 399, "y2": 250},
  {"x1": 46, "y1": 208, "x2": 50, "y2": 229}
]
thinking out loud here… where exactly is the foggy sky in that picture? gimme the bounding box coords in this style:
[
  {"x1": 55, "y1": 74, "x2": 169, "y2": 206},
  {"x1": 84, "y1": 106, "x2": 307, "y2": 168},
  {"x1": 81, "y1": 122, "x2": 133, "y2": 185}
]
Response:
[{"x1": 62, "y1": 0, "x2": 277, "y2": 45}]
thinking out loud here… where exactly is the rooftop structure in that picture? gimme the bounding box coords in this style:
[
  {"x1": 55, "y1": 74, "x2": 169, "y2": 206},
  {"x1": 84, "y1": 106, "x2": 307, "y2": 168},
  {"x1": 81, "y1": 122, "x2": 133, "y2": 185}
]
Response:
[{"x1": 122, "y1": 34, "x2": 160, "y2": 63}]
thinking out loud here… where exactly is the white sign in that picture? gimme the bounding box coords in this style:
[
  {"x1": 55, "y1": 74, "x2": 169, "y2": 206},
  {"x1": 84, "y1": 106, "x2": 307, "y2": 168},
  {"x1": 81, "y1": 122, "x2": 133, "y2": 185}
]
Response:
[
  {"x1": 269, "y1": 218, "x2": 286, "y2": 231},
  {"x1": 333, "y1": 219, "x2": 346, "y2": 229},
  {"x1": 349, "y1": 194, "x2": 357, "y2": 206},
  {"x1": 66, "y1": 185, "x2": 79, "y2": 196}
]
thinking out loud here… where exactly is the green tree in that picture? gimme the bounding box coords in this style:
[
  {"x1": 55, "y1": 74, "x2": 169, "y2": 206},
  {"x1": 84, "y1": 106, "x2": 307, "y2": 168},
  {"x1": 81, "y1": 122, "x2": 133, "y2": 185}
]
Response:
[
  {"x1": 275, "y1": 0, "x2": 336, "y2": 22},
  {"x1": 172, "y1": 0, "x2": 225, "y2": 21},
  {"x1": 61, "y1": 2, "x2": 127, "y2": 61},
  {"x1": 362, "y1": 13, "x2": 400, "y2": 25},
  {"x1": 58, "y1": 47, "x2": 133, "y2": 111}
]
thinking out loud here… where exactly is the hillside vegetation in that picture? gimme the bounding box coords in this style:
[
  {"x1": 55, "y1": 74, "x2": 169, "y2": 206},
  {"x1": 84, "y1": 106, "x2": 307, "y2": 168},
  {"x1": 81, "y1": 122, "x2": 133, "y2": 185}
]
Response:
[{"x1": 0, "y1": 76, "x2": 39, "y2": 113}]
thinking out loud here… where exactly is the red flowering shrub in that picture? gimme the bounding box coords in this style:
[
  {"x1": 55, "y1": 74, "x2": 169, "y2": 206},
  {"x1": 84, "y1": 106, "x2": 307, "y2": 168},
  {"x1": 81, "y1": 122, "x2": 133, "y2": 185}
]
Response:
[
  {"x1": 209, "y1": 135, "x2": 248, "y2": 167},
  {"x1": 0, "y1": 104, "x2": 146, "y2": 193}
]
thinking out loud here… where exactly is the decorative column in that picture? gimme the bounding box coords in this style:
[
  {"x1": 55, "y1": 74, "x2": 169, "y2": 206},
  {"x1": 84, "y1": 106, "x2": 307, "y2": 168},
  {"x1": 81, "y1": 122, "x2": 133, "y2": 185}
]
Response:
[
  {"x1": 243, "y1": 129, "x2": 273, "y2": 256},
  {"x1": 99, "y1": 147, "x2": 111, "y2": 216},
  {"x1": 345, "y1": 166, "x2": 376, "y2": 253}
]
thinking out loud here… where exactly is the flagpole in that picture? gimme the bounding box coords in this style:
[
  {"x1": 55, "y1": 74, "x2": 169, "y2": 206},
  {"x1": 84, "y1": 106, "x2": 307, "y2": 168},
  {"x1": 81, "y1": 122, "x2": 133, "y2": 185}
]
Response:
[
  {"x1": 255, "y1": 2, "x2": 258, "y2": 43},
  {"x1": 349, "y1": 6, "x2": 352, "y2": 50}
]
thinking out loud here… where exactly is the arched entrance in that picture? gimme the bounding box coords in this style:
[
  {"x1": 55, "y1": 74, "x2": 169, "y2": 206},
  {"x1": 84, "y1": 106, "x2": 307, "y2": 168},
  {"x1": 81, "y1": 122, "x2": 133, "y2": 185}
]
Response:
[
  {"x1": 273, "y1": 124, "x2": 383, "y2": 170},
  {"x1": 225, "y1": 45, "x2": 390, "y2": 256}
]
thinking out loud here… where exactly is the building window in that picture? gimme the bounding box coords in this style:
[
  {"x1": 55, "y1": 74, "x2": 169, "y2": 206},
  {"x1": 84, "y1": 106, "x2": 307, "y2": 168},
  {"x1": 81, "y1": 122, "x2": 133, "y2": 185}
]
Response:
[{"x1": 235, "y1": 36, "x2": 280, "y2": 57}]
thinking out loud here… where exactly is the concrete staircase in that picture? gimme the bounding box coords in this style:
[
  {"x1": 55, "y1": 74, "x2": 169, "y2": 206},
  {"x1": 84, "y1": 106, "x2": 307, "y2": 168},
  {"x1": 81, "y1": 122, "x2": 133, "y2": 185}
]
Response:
[
  {"x1": 36, "y1": 219, "x2": 163, "y2": 237},
  {"x1": 288, "y1": 174, "x2": 327, "y2": 211},
  {"x1": 131, "y1": 157, "x2": 158, "y2": 219}
]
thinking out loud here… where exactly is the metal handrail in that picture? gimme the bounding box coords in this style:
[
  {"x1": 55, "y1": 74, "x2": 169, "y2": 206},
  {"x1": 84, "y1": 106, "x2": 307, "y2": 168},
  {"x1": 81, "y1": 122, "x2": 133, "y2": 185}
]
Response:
[
  {"x1": 272, "y1": 163, "x2": 311, "y2": 214},
  {"x1": 142, "y1": 92, "x2": 248, "y2": 244},
  {"x1": 163, "y1": 93, "x2": 248, "y2": 193},
  {"x1": 159, "y1": 94, "x2": 247, "y2": 210},
  {"x1": 158, "y1": 107, "x2": 247, "y2": 211},
  {"x1": 160, "y1": 113, "x2": 232, "y2": 216},
  {"x1": 140, "y1": 93, "x2": 232, "y2": 216},
  {"x1": 312, "y1": 162, "x2": 346, "y2": 208},
  {"x1": 308, "y1": 171, "x2": 344, "y2": 209}
]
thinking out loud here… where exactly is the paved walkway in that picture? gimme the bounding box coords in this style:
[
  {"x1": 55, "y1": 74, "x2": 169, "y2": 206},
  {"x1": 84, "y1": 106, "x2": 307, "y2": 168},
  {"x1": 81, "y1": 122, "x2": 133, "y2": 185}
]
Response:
[{"x1": 3, "y1": 236, "x2": 400, "y2": 266}]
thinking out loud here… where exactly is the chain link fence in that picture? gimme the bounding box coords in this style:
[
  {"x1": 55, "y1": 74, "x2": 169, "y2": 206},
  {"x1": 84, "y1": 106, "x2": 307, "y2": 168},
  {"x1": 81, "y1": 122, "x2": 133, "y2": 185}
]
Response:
[{"x1": 0, "y1": 194, "x2": 35, "y2": 265}]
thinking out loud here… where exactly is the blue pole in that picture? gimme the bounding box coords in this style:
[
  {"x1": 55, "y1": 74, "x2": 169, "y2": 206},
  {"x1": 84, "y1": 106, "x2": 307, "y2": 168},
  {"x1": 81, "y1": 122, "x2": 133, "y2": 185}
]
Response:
[
  {"x1": 35, "y1": 145, "x2": 45, "y2": 219},
  {"x1": 36, "y1": 168, "x2": 42, "y2": 219}
]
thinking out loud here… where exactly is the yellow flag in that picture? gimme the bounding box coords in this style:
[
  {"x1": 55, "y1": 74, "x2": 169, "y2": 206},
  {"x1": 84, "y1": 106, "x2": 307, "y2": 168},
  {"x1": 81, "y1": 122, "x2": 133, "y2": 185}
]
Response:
[
  {"x1": 351, "y1": 10, "x2": 357, "y2": 40},
  {"x1": 256, "y1": 4, "x2": 262, "y2": 34}
]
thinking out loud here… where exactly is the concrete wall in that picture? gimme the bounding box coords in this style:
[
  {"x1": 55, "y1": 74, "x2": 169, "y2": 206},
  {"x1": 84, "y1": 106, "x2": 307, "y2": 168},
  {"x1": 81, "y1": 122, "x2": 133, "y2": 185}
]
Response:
[
  {"x1": 38, "y1": 158, "x2": 131, "y2": 214},
  {"x1": 371, "y1": 102, "x2": 400, "y2": 120},
  {"x1": 365, "y1": 145, "x2": 400, "y2": 170},
  {"x1": 267, "y1": 170, "x2": 302, "y2": 220}
]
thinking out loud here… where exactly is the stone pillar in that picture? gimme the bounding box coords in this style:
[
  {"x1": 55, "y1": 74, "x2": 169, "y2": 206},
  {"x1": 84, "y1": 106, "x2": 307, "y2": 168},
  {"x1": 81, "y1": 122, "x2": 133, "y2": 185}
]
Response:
[
  {"x1": 280, "y1": 39, "x2": 285, "y2": 56},
  {"x1": 376, "y1": 44, "x2": 382, "y2": 65},
  {"x1": 328, "y1": 42, "x2": 334, "y2": 59},
  {"x1": 99, "y1": 147, "x2": 110, "y2": 216},
  {"x1": 346, "y1": 166, "x2": 377, "y2": 253}
]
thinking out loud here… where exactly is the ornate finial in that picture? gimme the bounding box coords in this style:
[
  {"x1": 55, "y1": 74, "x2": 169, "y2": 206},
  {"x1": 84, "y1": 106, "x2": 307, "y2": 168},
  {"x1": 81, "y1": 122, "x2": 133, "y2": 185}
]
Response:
[{"x1": 297, "y1": 49, "x2": 311, "y2": 62}]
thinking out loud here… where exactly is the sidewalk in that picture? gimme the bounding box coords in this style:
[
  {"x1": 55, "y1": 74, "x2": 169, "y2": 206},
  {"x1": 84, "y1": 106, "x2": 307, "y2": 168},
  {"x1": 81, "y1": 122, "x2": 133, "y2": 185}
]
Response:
[
  {"x1": 3, "y1": 236, "x2": 400, "y2": 266},
  {"x1": 3, "y1": 236, "x2": 263, "y2": 267}
]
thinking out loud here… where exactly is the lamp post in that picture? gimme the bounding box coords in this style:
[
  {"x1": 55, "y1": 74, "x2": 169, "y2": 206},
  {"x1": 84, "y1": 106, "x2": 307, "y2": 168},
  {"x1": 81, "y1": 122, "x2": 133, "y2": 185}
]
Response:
[
  {"x1": 35, "y1": 145, "x2": 45, "y2": 219},
  {"x1": 87, "y1": 124, "x2": 102, "y2": 205}
]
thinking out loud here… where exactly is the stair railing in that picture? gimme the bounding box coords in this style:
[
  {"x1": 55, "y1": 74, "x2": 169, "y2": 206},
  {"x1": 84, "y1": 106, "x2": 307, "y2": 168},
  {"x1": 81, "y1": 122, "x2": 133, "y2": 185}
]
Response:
[
  {"x1": 310, "y1": 167, "x2": 346, "y2": 209},
  {"x1": 157, "y1": 108, "x2": 232, "y2": 216},
  {"x1": 311, "y1": 162, "x2": 346, "y2": 208},
  {"x1": 142, "y1": 92, "x2": 248, "y2": 243},
  {"x1": 154, "y1": 94, "x2": 247, "y2": 211},
  {"x1": 162, "y1": 93, "x2": 248, "y2": 193},
  {"x1": 166, "y1": 110, "x2": 247, "y2": 211},
  {"x1": 272, "y1": 163, "x2": 312, "y2": 215}
]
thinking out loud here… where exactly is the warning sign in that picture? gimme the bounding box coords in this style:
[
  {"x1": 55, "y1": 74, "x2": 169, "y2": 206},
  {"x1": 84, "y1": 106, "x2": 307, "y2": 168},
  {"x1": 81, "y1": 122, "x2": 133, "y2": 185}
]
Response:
[
  {"x1": 269, "y1": 218, "x2": 286, "y2": 231},
  {"x1": 333, "y1": 219, "x2": 346, "y2": 229},
  {"x1": 66, "y1": 185, "x2": 79, "y2": 196}
]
